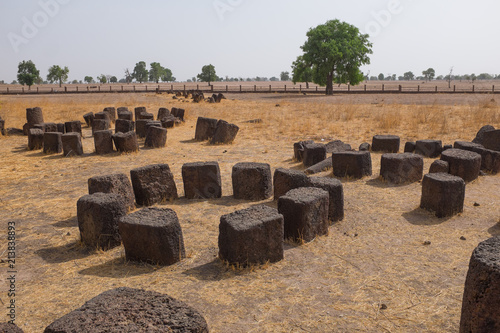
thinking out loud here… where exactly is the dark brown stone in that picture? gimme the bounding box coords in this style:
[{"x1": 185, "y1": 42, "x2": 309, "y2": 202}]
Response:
[
  {"x1": 91, "y1": 119, "x2": 110, "y2": 135},
  {"x1": 293, "y1": 140, "x2": 314, "y2": 162},
  {"x1": 325, "y1": 140, "x2": 351, "y2": 153},
  {"x1": 83, "y1": 112, "x2": 94, "y2": 127},
  {"x1": 76, "y1": 193, "x2": 127, "y2": 250},
  {"x1": 303, "y1": 143, "x2": 327, "y2": 167},
  {"x1": 117, "y1": 110, "x2": 133, "y2": 121},
  {"x1": 43, "y1": 132, "x2": 62, "y2": 154},
  {"x1": 0, "y1": 119, "x2": 5, "y2": 136},
  {"x1": 94, "y1": 112, "x2": 110, "y2": 123},
  {"x1": 332, "y1": 151, "x2": 372, "y2": 179},
  {"x1": 454, "y1": 141, "x2": 500, "y2": 174},
  {"x1": 102, "y1": 107, "x2": 116, "y2": 123},
  {"x1": 415, "y1": 140, "x2": 443, "y2": 158},
  {"x1": 43, "y1": 287, "x2": 208, "y2": 333},
  {"x1": 372, "y1": 135, "x2": 400, "y2": 153},
  {"x1": 0, "y1": 323, "x2": 24, "y2": 333},
  {"x1": 23, "y1": 123, "x2": 29, "y2": 135},
  {"x1": 210, "y1": 120, "x2": 239, "y2": 144},
  {"x1": 441, "y1": 148, "x2": 481, "y2": 182},
  {"x1": 278, "y1": 187, "x2": 329, "y2": 243},
  {"x1": 472, "y1": 125, "x2": 495, "y2": 145},
  {"x1": 182, "y1": 162, "x2": 222, "y2": 199},
  {"x1": 359, "y1": 142, "x2": 371, "y2": 151},
  {"x1": 64, "y1": 121, "x2": 82, "y2": 135},
  {"x1": 28, "y1": 128, "x2": 44, "y2": 150},
  {"x1": 420, "y1": 173, "x2": 465, "y2": 218},
  {"x1": 117, "y1": 107, "x2": 129, "y2": 113},
  {"x1": 404, "y1": 141, "x2": 416, "y2": 153},
  {"x1": 482, "y1": 129, "x2": 500, "y2": 151},
  {"x1": 114, "y1": 119, "x2": 135, "y2": 134},
  {"x1": 161, "y1": 115, "x2": 176, "y2": 128},
  {"x1": 429, "y1": 160, "x2": 449, "y2": 173},
  {"x1": 134, "y1": 106, "x2": 146, "y2": 121},
  {"x1": 93, "y1": 130, "x2": 114, "y2": 155},
  {"x1": 273, "y1": 168, "x2": 310, "y2": 200},
  {"x1": 56, "y1": 123, "x2": 65, "y2": 134},
  {"x1": 309, "y1": 176, "x2": 344, "y2": 222},
  {"x1": 26, "y1": 107, "x2": 43, "y2": 127},
  {"x1": 112, "y1": 131, "x2": 139, "y2": 153},
  {"x1": 459, "y1": 236, "x2": 500, "y2": 333},
  {"x1": 232, "y1": 162, "x2": 272, "y2": 200},
  {"x1": 35, "y1": 122, "x2": 57, "y2": 133},
  {"x1": 62, "y1": 132, "x2": 84, "y2": 156},
  {"x1": 171, "y1": 107, "x2": 185, "y2": 121},
  {"x1": 119, "y1": 208, "x2": 185, "y2": 265},
  {"x1": 304, "y1": 158, "x2": 333, "y2": 175},
  {"x1": 88, "y1": 173, "x2": 135, "y2": 211},
  {"x1": 130, "y1": 164, "x2": 178, "y2": 206},
  {"x1": 195, "y1": 117, "x2": 218, "y2": 141},
  {"x1": 380, "y1": 153, "x2": 423, "y2": 184},
  {"x1": 157, "y1": 107, "x2": 170, "y2": 120},
  {"x1": 135, "y1": 119, "x2": 150, "y2": 138},
  {"x1": 219, "y1": 205, "x2": 284, "y2": 265},
  {"x1": 138, "y1": 112, "x2": 154, "y2": 120}
]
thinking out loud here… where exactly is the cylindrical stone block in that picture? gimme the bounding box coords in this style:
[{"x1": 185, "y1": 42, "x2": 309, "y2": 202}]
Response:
[
  {"x1": 28, "y1": 128, "x2": 44, "y2": 150},
  {"x1": 231, "y1": 162, "x2": 272, "y2": 200},
  {"x1": 94, "y1": 130, "x2": 114, "y2": 155},
  {"x1": 145, "y1": 126, "x2": 167, "y2": 148},
  {"x1": 420, "y1": 172, "x2": 465, "y2": 218},
  {"x1": 372, "y1": 135, "x2": 400, "y2": 153},
  {"x1": 26, "y1": 107, "x2": 44, "y2": 127},
  {"x1": 43, "y1": 132, "x2": 62, "y2": 154},
  {"x1": 64, "y1": 121, "x2": 82, "y2": 135},
  {"x1": 91, "y1": 119, "x2": 110, "y2": 136},
  {"x1": 441, "y1": 148, "x2": 481, "y2": 182},
  {"x1": 332, "y1": 151, "x2": 372, "y2": 179},
  {"x1": 62, "y1": 132, "x2": 83, "y2": 156},
  {"x1": 113, "y1": 131, "x2": 139, "y2": 153},
  {"x1": 380, "y1": 153, "x2": 423, "y2": 184},
  {"x1": 415, "y1": 140, "x2": 443, "y2": 158},
  {"x1": 194, "y1": 117, "x2": 218, "y2": 141},
  {"x1": 302, "y1": 143, "x2": 327, "y2": 167},
  {"x1": 115, "y1": 119, "x2": 135, "y2": 134}
]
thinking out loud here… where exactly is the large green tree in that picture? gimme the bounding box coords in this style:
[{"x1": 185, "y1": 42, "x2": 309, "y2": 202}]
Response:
[
  {"x1": 17, "y1": 60, "x2": 40, "y2": 89},
  {"x1": 162, "y1": 68, "x2": 175, "y2": 82},
  {"x1": 291, "y1": 56, "x2": 313, "y2": 88},
  {"x1": 47, "y1": 65, "x2": 69, "y2": 87},
  {"x1": 132, "y1": 61, "x2": 148, "y2": 83},
  {"x1": 422, "y1": 68, "x2": 435, "y2": 81},
  {"x1": 294, "y1": 19, "x2": 372, "y2": 95},
  {"x1": 84, "y1": 76, "x2": 94, "y2": 84},
  {"x1": 197, "y1": 64, "x2": 218, "y2": 85},
  {"x1": 149, "y1": 62, "x2": 165, "y2": 83}
]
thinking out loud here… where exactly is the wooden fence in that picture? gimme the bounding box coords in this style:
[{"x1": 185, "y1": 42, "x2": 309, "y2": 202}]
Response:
[{"x1": 0, "y1": 83, "x2": 498, "y2": 95}]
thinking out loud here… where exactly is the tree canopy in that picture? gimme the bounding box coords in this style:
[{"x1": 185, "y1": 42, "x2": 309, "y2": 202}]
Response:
[
  {"x1": 422, "y1": 68, "x2": 435, "y2": 81},
  {"x1": 294, "y1": 19, "x2": 372, "y2": 95},
  {"x1": 292, "y1": 57, "x2": 313, "y2": 87},
  {"x1": 84, "y1": 76, "x2": 94, "y2": 84},
  {"x1": 47, "y1": 65, "x2": 69, "y2": 87},
  {"x1": 280, "y1": 71, "x2": 290, "y2": 81},
  {"x1": 132, "y1": 61, "x2": 148, "y2": 83},
  {"x1": 17, "y1": 60, "x2": 40, "y2": 89},
  {"x1": 197, "y1": 64, "x2": 218, "y2": 84}
]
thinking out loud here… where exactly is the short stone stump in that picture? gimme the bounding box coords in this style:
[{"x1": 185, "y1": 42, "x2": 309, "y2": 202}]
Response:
[
  {"x1": 94, "y1": 112, "x2": 110, "y2": 122},
  {"x1": 35, "y1": 122, "x2": 57, "y2": 133},
  {"x1": 332, "y1": 151, "x2": 372, "y2": 179},
  {"x1": 278, "y1": 187, "x2": 329, "y2": 242},
  {"x1": 43, "y1": 132, "x2": 62, "y2": 154},
  {"x1": 118, "y1": 208, "x2": 185, "y2": 265},
  {"x1": 161, "y1": 115, "x2": 176, "y2": 128},
  {"x1": 134, "y1": 106, "x2": 147, "y2": 120},
  {"x1": 210, "y1": 120, "x2": 239, "y2": 144},
  {"x1": 157, "y1": 107, "x2": 170, "y2": 120},
  {"x1": 232, "y1": 162, "x2": 272, "y2": 200},
  {"x1": 56, "y1": 123, "x2": 65, "y2": 134},
  {"x1": 195, "y1": 116, "x2": 218, "y2": 141},
  {"x1": 404, "y1": 141, "x2": 416, "y2": 153},
  {"x1": 415, "y1": 140, "x2": 443, "y2": 158},
  {"x1": 309, "y1": 176, "x2": 344, "y2": 222},
  {"x1": 112, "y1": 131, "x2": 139, "y2": 153},
  {"x1": 420, "y1": 173, "x2": 465, "y2": 218},
  {"x1": 429, "y1": 160, "x2": 449, "y2": 173},
  {"x1": 93, "y1": 130, "x2": 114, "y2": 155},
  {"x1": 293, "y1": 140, "x2": 314, "y2": 162},
  {"x1": 114, "y1": 119, "x2": 135, "y2": 134},
  {"x1": 91, "y1": 119, "x2": 110, "y2": 135},
  {"x1": 380, "y1": 153, "x2": 423, "y2": 184},
  {"x1": 273, "y1": 168, "x2": 310, "y2": 200},
  {"x1": 0, "y1": 323, "x2": 23, "y2": 333},
  {"x1": 64, "y1": 121, "x2": 82, "y2": 135},
  {"x1": 62, "y1": 132, "x2": 83, "y2": 156},
  {"x1": 144, "y1": 125, "x2": 167, "y2": 148},
  {"x1": 472, "y1": 125, "x2": 495, "y2": 145},
  {"x1": 77, "y1": 193, "x2": 127, "y2": 250},
  {"x1": 182, "y1": 162, "x2": 222, "y2": 199},
  {"x1": 459, "y1": 236, "x2": 500, "y2": 333},
  {"x1": 103, "y1": 107, "x2": 116, "y2": 123},
  {"x1": 28, "y1": 128, "x2": 44, "y2": 150},
  {"x1": 83, "y1": 112, "x2": 94, "y2": 127},
  {"x1": 454, "y1": 141, "x2": 500, "y2": 174},
  {"x1": 88, "y1": 173, "x2": 135, "y2": 211},
  {"x1": 130, "y1": 164, "x2": 178, "y2": 206},
  {"x1": 219, "y1": 205, "x2": 284, "y2": 265},
  {"x1": 303, "y1": 143, "x2": 327, "y2": 167},
  {"x1": 117, "y1": 110, "x2": 133, "y2": 121},
  {"x1": 482, "y1": 129, "x2": 500, "y2": 151},
  {"x1": 441, "y1": 148, "x2": 481, "y2": 182},
  {"x1": 171, "y1": 107, "x2": 185, "y2": 121},
  {"x1": 358, "y1": 142, "x2": 370, "y2": 151},
  {"x1": 26, "y1": 107, "x2": 44, "y2": 127},
  {"x1": 372, "y1": 135, "x2": 400, "y2": 153},
  {"x1": 135, "y1": 119, "x2": 150, "y2": 138},
  {"x1": 43, "y1": 287, "x2": 208, "y2": 333},
  {"x1": 138, "y1": 112, "x2": 154, "y2": 120}
]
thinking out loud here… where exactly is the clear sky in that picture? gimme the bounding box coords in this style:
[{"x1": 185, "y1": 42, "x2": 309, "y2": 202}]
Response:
[{"x1": 1, "y1": 0, "x2": 499, "y2": 83}]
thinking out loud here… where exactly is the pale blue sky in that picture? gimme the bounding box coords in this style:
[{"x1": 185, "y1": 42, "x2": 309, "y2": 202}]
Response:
[{"x1": 1, "y1": 0, "x2": 499, "y2": 82}]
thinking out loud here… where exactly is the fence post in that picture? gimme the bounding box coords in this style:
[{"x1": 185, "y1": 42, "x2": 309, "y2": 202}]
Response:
[
  {"x1": 254, "y1": 85, "x2": 256, "y2": 92},
  {"x1": 418, "y1": 85, "x2": 420, "y2": 92},
  {"x1": 87, "y1": 86, "x2": 89, "y2": 92},
  {"x1": 240, "y1": 85, "x2": 242, "y2": 92},
  {"x1": 435, "y1": 86, "x2": 437, "y2": 92},
  {"x1": 7, "y1": 87, "x2": 9, "y2": 93},
  {"x1": 348, "y1": 84, "x2": 350, "y2": 92},
  {"x1": 382, "y1": 84, "x2": 384, "y2": 92},
  {"x1": 110, "y1": 86, "x2": 112, "y2": 92},
  {"x1": 133, "y1": 85, "x2": 135, "y2": 92},
  {"x1": 145, "y1": 85, "x2": 148, "y2": 92},
  {"x1": 284, "y1": 85, "x2": 287, "y2": 92},
  {"x1": 300, "y1": 84, "x2": 302, "y2": 93},
  {"x1": 493, "y1": 85, "x2": 495, "y2": 93},
  {"x1": 51, "y1": 88, "x2": 53, "y2": 93},
  {"x1": 364, "y1": 85, "x2": 366, "y2": 92},
  {"x1": 454, "y1": 85, "x2": 456, "y2": 92},
  {"x1": 171, "y1": 84, "x2": 173, "y2": 90},
  {"x1": 472, "y1": 85, "x2": 475, "y2": 93},
  {"x1": 184, "y1": 85, "x2": 186, "y2": 93},
  {"x1": 269, "y1": 85, "x2": 271, "y2": 92},
  {"x1": 22, "y1": 87, "x2": 24, "y2": 93},
  {"x1": 98, "y1": 86, "x2": 100, "y2": 92},
  {"x1": 211, "y1": 85, "x2": 213, "y2": 92},
  {"x1": 226, "y1": 85, "x2": 228, "y2": 93},
  {"x1": 316, "y1": 86, "x2": 318, "y2": 92},
  {"x1": 399, "y1": 85, "x2": 401, "y2": 92},
  {"x1": 37, "y1": 87, "x2": 39, "y2": 93},
  {"x1": 197, "y1": 84, "x2": 199, "y2": 90},
  {"x1": 121, "y1": 85, "x2": 123, "y2": 91},
  {"x1": 65, "y1": 86, "x2": 67, "y2": 93}
]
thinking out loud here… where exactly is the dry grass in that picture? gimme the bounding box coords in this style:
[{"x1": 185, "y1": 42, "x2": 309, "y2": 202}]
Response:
[{"x1": 0, "y1": 92, "x2": 499, "y2": 332}]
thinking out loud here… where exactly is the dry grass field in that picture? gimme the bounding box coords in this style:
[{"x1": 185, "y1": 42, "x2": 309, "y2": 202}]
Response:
[{"x1": 0, "y1": 91, "x2": 499, "y2": 332}]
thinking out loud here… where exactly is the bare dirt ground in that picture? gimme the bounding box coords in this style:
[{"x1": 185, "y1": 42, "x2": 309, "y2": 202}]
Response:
[{"x1": 0, "y1": 92, "x2": 499, "y2": 332}]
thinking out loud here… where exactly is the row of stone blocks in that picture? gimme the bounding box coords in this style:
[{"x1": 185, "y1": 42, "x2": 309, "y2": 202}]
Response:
[
  {"x1": 28, "y1": 130, "x2": 84, "y2": 156},
  {"x1": 194, "y1": 117, "x2": 240, "y2": 144},
  {"x1": 84, "y1": 106, "x2": 185, "y2": 127}
]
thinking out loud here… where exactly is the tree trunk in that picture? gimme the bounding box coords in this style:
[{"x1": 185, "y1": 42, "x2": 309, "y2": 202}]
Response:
[
  {"x1": 306, "y1": 82, "x2": 309, "y2": 89},
  {"x1": 326, "y1": 72, "x2": 334, "y2": 95}
]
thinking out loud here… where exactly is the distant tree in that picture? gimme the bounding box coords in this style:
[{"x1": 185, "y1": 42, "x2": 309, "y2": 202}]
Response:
[
  {"x1": 470, "y1": 73, "x2": 477, "y2": 82},
  {"x1": 124, "y1": 68, "x2": 132, "y2": 84},
  {"x1": 478, "y1": 73, "x2": 493, "y2": 80},
  {"x1": 71, "y1": 79, "x2": 78, "y2": 84},
  {"x1": 84, "y1": 76, "x2": 94, "y2": 84},
  {"x1": 149, "y1": 62, "x2": 165, "y2": 83},
  {"x1": 422, "y1": 68, "x2": 435, "y2": 81},
  {"x1": 293, "y1": 19, "x2": 372, "y2": 95},
  {"x1": 97, "y1": 74, "x2": 107, "y2": 84},
  {"x1": 292, "y1": 56, "x2": 313, "y2": 88},
  {"x1": 197, "y1": 64, "x2": 218, "y2": 85},
  {"x1": 246, "y1": 78, "x2": 252, "y2": 81},
  {"x1": 110, "y1": 76, "x2": 118, "y2": 83},
  {"x1": 47, "y1": 65, "x2": 69, "y2": 87},
  {"x1": 436, "y1": 75, "x2": 444, "y2": 80},
  {"x1": 161, "y1": 68, "x2": 175, "y2": 82},
  {"x1": 270, "y1": 76, "x2": 279, "y2": 81},
  {"x1": 398, "y1": 76, "x2": 404, "y2": 81},
  {"x1": 118, "y1": 78, "x2": 127, "y2": 83},
  {"x1": 17, "y1": 60, "x2": 40, "y2": 89},
  {"x1": 391, "y1": 74, "x2": 396, "y2": 81},
  {"x1": 403, "y1": 71, "x2": 415, "y2": 81},
  {"x1": 370, "y1": 76, "x2": 377, "y2": 80},
  {"x1": 280, "y1": 71, "x2": 290, "y2": 81},
  {"x1": 378, "y1": 73, "x2": 385, "y2": 81},
  {"x1": 191, "y1": 77, "x2": 197, "y2": 82},
  {"x1": 11, "y1": 80, "x2": 18, "y2": 84},
  {"x1": 132, "y1": 61, "x2": 148, "y2": 83}
]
